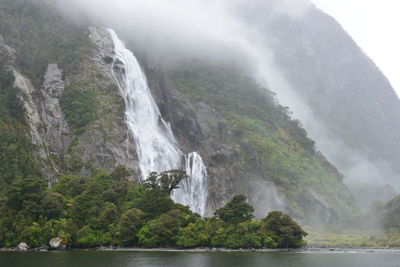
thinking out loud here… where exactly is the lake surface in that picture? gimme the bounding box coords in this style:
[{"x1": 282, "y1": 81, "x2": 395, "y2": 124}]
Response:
[{"x1": 1, "y1": 250, "x2": 400, "y2": 267}]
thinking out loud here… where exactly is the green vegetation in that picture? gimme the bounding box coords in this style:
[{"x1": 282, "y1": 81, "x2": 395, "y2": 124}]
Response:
[
  {"x1": 169, "y1": 62, "x2": 357, "y2": 223},
  {"x1": 0, "y1": 59, "x2": 41, "y2": 191},
  {"x1": 60, "y1": 84, "x2": 97, "y2": 134},
  {"x1": 263, "y1": 211, "x2": 307, "y2": 248},
  {"x1": 0, "y1": 167, "x2": 307, "y2": 249},
  {"x1": 305, "y1": 196, "x2": 400, "y2": 249},
  {"x1": 0, "y1": 0, "x2": 92, "y2": 87},
  {"x1": 306, "y1": 229, "x2": 400, "y2": 248},
  {"x1": 382, "y1": 195, "x2": 400, "y2": 231},
  {"x1": 215, "y1": 194, "x2": 254, "y2": 224},
  {"x1": 0, "y1": 0, "x2": 357, "y2": 229}
]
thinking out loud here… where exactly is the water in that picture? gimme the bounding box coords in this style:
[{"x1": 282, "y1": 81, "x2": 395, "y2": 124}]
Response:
[
  {"x1": 108, "y1": 29, "x2": 208, "y2": 215},
  {"x1": 109, "y1": 29, "x2": 183, "y2": 179},
  {"x1": 172, "y1": 152, "x2": 209, "y2": 216},
  {"x1": 1, "y1": 250, "x2": 400, "y2": 267}
]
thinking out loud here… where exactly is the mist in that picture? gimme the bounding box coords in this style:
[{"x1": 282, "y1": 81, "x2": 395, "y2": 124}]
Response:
[{"x1": 50, "y1": 0, "x2": 399, "y2": 213}]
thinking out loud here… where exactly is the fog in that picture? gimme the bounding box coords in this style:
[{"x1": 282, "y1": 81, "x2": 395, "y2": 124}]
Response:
[{"x1": 51, "y1": 0, "x2": 399, "y2": 213}]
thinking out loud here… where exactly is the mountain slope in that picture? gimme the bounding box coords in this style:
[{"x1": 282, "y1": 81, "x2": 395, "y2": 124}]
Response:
[
  {"x1": 0, "y1": 0, "x2": 357, "y2": 224},
  {"x1": 239, "y1": 1, "x2": 400, "y2": 194}
]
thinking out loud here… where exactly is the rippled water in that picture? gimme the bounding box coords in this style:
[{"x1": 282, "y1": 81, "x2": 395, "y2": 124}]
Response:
[{"x1": 1, "y1": 250, "x2": 400, "y2": 267}]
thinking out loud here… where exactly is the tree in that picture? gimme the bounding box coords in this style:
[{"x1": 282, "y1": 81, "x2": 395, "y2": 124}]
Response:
[
  {"x1": 383, "y1": 195, "x2": 400, "y2": 230},
  {"x1": 118, "y1": 208, "x2": 145, "y2": 246},
  {"x1": 137, "y1": 209, "x2": 184, "y2": 247},
  {"x1": 101, "y1": 189, "x2": 119, "y2": 203},
  {"x1": 97, "y1": 203, "x2": 118, "y2": 230},
  {"x1": 111, "y1": 165, "x2": 130, "y2": 180},
  {"x1": 134, "y1": 188, "x2": 174, "y2": 219},
  {"x1": 224, "y1": 220, "x2": 265, "y2": 248},
  {"x1": 40, "y1": 192, "x2": 65, "y2": 219},
  {"x1": 262, "y1": 211, "x2": 307, "y2": 248},
  {"x1": 177, "y1": 217, "x2": 226, "y2": 248},
  {"x1": 6, "y1": 177, "x2": 46, "y2": 212},
  {"x1": 144, "y1": 170, "x2": 188, "y2": 194},
  {"x1": 60, "y1": 84, "x2": 96, "y2": 134},
  {"x1": 214, "y1": 194, "x2": 254, "y2": 224},
  {"x1": 177, "y1": 219, "x2": 209, "y2": 248},
  {"x1": 52, "y1": 175, "x2": 88, "y2": 197}
]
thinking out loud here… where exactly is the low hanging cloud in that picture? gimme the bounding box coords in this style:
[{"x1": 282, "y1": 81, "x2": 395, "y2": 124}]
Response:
[{"x1": 50, "y1": 0, "x2": 400, "y2": 205}]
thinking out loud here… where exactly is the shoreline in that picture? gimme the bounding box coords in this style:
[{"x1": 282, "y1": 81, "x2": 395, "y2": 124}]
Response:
[{"x1": 1, "y1": 246, "x2": 400, "y2": 253}]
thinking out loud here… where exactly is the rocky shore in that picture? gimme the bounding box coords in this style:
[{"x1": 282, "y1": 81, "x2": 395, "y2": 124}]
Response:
[{"x1": 1, "y1": 246, "x2": 397, "y2": 253}]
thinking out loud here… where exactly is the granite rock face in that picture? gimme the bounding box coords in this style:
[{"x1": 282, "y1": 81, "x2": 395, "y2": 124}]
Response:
[
  {"x1": 0, "y1": 34, "x2": 16, "y2": 62},
  {"x1": 8, "y1": 28, "x2": 140, "y2": 185},
  {"x1": 13, "y1": 69, "x2": 60, "y2": 186},
  {"x1": 76, "y1": 27, "x2": 140, "y2": 177},
  {"x1": 13, "y1": 64, "x2": 71, "y2": 186},
  {"x1": 40, "y1": 64, "x2": 71, "y2": 153}
]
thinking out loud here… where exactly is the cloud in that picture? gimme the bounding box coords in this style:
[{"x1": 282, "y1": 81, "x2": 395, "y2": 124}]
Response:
[{"x1": 50, "y1": 0, "x2": 399, "y2": 207}]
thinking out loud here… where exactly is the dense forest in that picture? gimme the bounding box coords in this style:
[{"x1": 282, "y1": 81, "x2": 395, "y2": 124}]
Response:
[{"x1": 0, "y1": 165, "x2": 307, "y2": 249}]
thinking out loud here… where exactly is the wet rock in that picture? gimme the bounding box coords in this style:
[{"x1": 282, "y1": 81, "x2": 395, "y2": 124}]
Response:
[
  {"x1": 14, "y1": 27, "x2": 140, "y2": 183},
  {"x1": 16, "y1": 242, "x2": 29, "y2": 251},
  {"x1": 210, "y1": 145, "x2": 236, "y2": 164},
  {"x1": 0, "y1": 34, "x2": 17, "y2": 62},
  {"x1": 49, "y1": 237, "x2": 66, "y2": 250},
  {"x1": 14, "y1": 64, "x2": 70, "y2": 186},
  {"x1": 13, "y1": 69, "x2": 57, "y2": 185},
  {"x1": 88, "y1": 27, "x2": 115, "y2": 61},
  {"x1": 34, "y1": 246, "x2": 49, "y2": 252}
]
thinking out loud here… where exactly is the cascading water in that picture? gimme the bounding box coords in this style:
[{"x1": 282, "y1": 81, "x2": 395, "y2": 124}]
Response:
[
  {"x1": 172, "y1": 152, "x2": 209, "y2": 216},
  {"x1": 108, "y1": 29, "x2": 208, "y2": 215},
  {"x1": 108, "y1": 29, "x2": 182, "y2": 179}
]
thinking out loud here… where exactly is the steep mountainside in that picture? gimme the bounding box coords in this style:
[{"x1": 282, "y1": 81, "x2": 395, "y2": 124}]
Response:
[
  {"x1": 0, "y1": 0, "x2": 358, "y2": 224},
  {"x1": 0, "y1": 0, "x2": 139, "y2": 184},
  {"x1": 239, "y1": 1, "x2": 400, "y2": 194}
]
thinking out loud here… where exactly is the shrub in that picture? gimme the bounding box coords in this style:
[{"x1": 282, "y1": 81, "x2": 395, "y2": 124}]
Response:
[{"x1": 60, "y1": 85, "x2": 96, "y2": 133}]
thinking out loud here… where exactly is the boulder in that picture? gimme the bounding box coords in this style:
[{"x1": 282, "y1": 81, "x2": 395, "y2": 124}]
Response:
[
  {"x1": 49, "y1": 237, "x2": 66, "y2": 250},
  {"x1": 34, "y1": 246, "x2": 49, "y2": 252},
  {"x1": 16, "y1": 242, "x2": 29, "y2": 251}
]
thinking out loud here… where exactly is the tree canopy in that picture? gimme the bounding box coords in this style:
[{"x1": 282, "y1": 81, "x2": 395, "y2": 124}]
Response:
[
  {"x1": 0, "y1": 165, "x2": 307, "y2": 249},
  {"x1": 214, "y1": 194, "x2": 254, "y2": 224}
]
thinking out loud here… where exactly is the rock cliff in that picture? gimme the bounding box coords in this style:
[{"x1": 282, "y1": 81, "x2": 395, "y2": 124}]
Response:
[{"x1": 0, "y1": 0, "x2": 360, "y2": 224}]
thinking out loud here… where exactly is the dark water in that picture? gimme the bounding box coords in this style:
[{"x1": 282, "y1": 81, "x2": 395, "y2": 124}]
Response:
[{"x1": 1, "y1": 250, "x2": 400, "y2": 267}]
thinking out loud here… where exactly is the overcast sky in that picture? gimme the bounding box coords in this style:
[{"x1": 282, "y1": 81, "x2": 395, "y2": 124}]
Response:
[{"x1": 311, "y1": 0, "x2": 400, "y2": 97}]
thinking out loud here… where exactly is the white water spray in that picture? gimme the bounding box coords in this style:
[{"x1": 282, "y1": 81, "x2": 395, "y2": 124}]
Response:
[
  {"x1": 109, "y1": 29, "x2": 182, "y2": 179},
  {"x1": 108, "y1": 29, "x2": 208, "y2": 215},
  {"x1": 172, "y1": 152, "x2": 209, "y2": 216}
]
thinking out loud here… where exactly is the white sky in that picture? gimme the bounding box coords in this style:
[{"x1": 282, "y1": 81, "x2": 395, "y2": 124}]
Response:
[{"x1": 311, "y1": 0, "x2": 400, "y2": 97}]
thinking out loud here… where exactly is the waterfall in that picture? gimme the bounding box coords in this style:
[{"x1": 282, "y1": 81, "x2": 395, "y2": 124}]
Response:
[
  {"x1": 172, "y1": 152, "x2": 209, "y2": 216},
  {"x1": 108, "y1": 29, "x2": 182, "y2": 179},
  {"x1": 108, "y1": 29, "x2": 208, "y2": 216}
]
